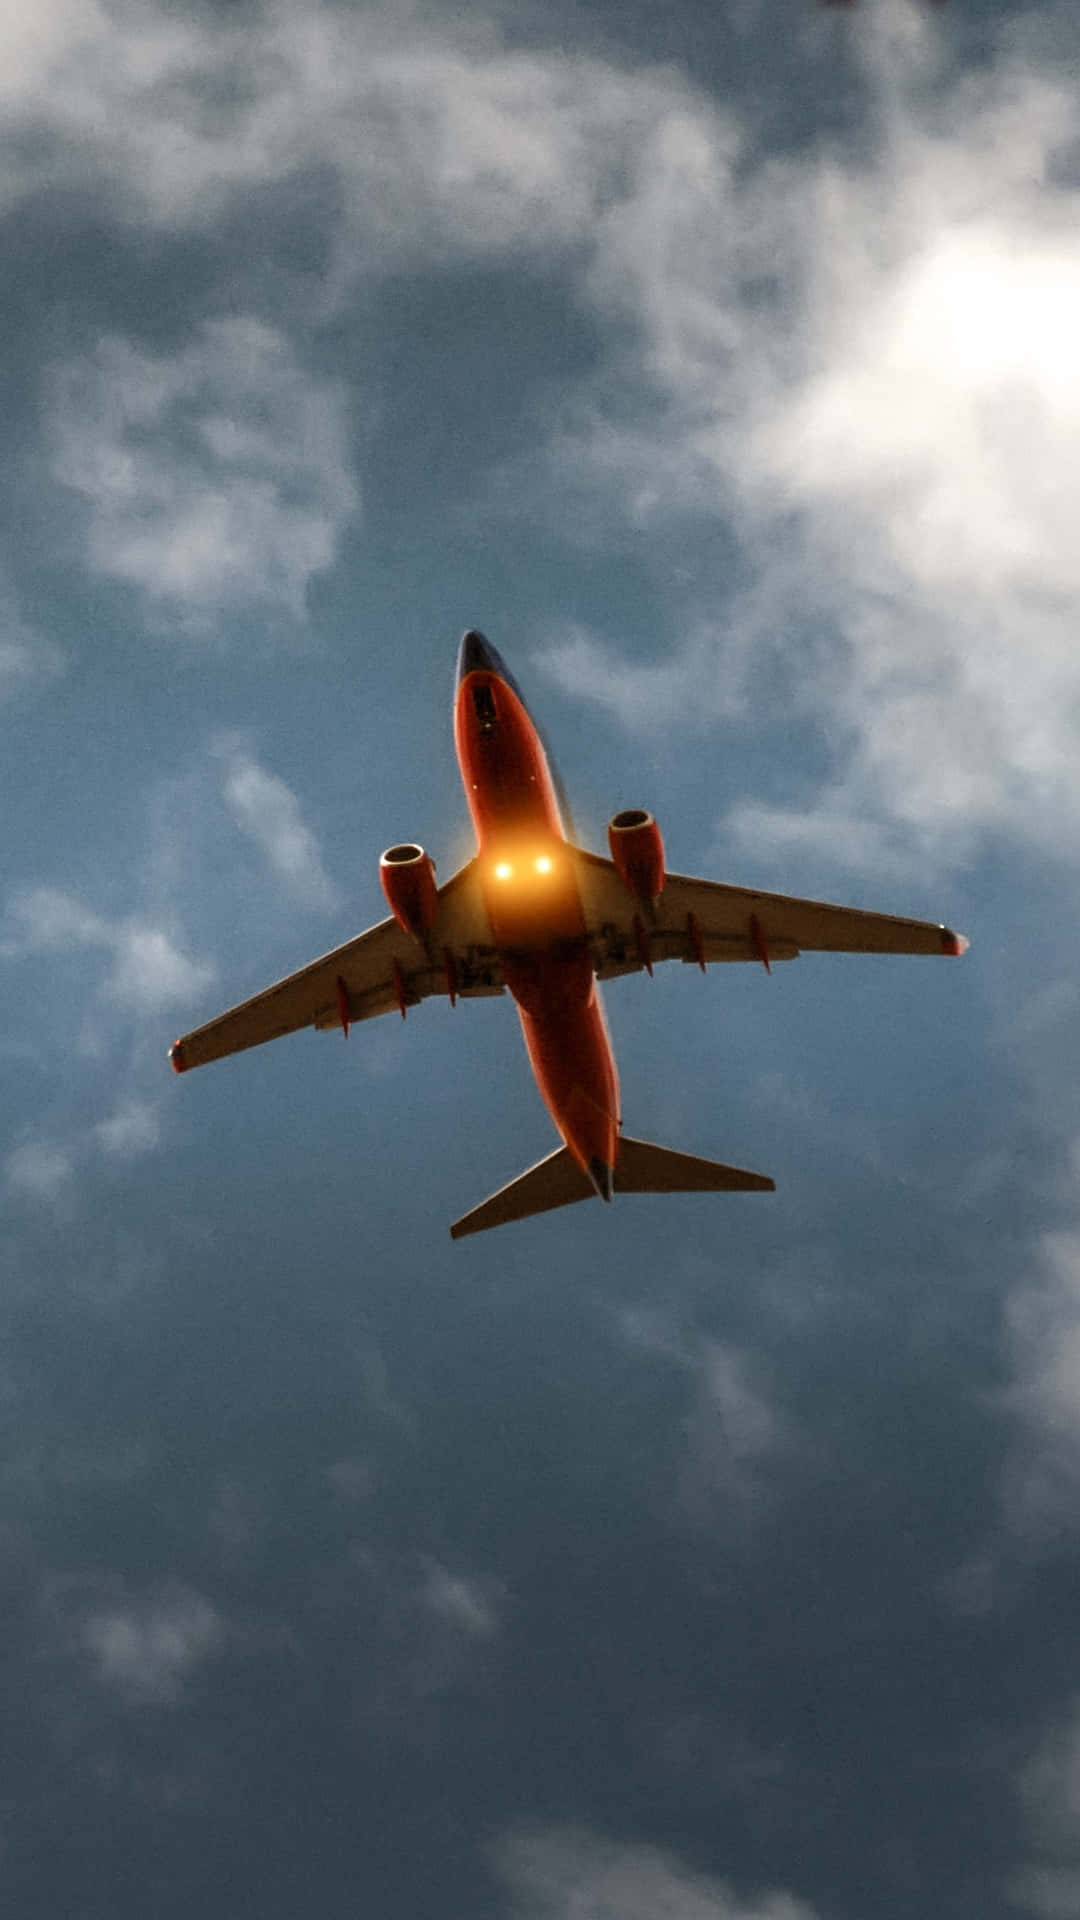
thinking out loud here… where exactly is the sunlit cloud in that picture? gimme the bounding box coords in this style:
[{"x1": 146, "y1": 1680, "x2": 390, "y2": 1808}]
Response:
[{"x1": 526, "y1": 35, "x2": 1080, "y2": 869}]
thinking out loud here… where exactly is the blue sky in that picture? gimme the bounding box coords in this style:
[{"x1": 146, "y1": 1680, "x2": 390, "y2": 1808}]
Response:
[{"x1": 4, "y1": 1, "x2": 1080, "y2": 1915}]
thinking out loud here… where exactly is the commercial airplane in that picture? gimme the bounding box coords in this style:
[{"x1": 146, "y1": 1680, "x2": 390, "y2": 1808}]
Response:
[{"x1": 170, "y1": 630, "x2": 967, "y2": 1238}]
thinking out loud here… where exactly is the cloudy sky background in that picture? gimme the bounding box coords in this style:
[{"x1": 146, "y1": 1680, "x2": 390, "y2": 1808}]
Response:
[{"x1": 3, "y1": 1, "x2": 1080, "y2": 1914}]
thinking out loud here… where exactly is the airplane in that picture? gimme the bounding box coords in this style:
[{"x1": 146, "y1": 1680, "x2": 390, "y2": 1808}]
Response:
[{"x1": 169, "y1": 630, "x2": 968, "y2": 1238}]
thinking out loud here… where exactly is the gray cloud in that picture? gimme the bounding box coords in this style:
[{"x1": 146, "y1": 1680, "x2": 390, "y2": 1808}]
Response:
[
  {"x1": 81, "y1": 1587, "x2": 226, "y2": 1706},
  {"x1": 420, "y1": 1558, "x2": 503, "y2": 1642},
  {"x1": 6, "y1": 1138, "x2": 76, "y2": 1206},
  {"x1": 616, "y1": 1311, "x2": 795, "y2": 1525},
  {"x1": 94, "y1": 1100, "x2": 161, "y2": 1160},
  {"x1": 1013, "y1": 1698, "x2": 1080, "y2": 1918},
  {"x1": 48, "y1": 318, "x2": 358, "y2": 626},
  {"x1": 0, "y1": 577, "x2": 65, "y2": 699},
  {"x1": 6, "y1": 885, "x2": 213, "y2": 1012},
  {"x1": 1001, "y1": 1231, "x2": 1080, "y2": 1543},
  {"x1": 493, "y1": 1824, "x2": 820, "y2": 1920},
  {"x1": 1, "y1": 0, "x2": 687, "y2": 261},
  {"x1": 216, "y1": 738, "x2": 341, "y2": 912}
]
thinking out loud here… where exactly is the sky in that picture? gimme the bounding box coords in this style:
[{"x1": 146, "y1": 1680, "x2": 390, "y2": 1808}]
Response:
[{"x1": 3, "y1": 0, "x2": 1080, "y2": 1914}]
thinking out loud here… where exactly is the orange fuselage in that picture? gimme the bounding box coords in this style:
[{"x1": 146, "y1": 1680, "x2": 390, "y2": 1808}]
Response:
[{"x1": 455, "y1": 655, "x2": 619, "y2": 1190}]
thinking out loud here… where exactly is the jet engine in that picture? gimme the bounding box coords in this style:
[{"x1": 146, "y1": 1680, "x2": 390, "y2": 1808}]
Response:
[
  {"x1": 380, "y1": 843, "x2": 439, "y2": 938},
  {"x1": 608, "y1": 809, "x2": 666, "y2": 904}
]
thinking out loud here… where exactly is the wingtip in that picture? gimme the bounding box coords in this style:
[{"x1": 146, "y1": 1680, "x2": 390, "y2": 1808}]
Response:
[
  {"x1": 169, "y1": 1040, "x2": 188, "y2": 1075},
  {"x1": 942, "y1": 928, "x2": 970, "y2": 956}
]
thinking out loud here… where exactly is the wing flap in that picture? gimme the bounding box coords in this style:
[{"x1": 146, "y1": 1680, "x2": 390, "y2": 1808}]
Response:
[{"x1": 171, "y1": 857, "x2": 501, "y2": 1073}]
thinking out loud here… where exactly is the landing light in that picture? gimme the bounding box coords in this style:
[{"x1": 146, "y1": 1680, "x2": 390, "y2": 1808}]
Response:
[
  {"x1": 495, "y1": 861, "x2": 513, "y2": 881},
  {"x1": 535, "y1": 856, "x2": 552, "y2": 874}
]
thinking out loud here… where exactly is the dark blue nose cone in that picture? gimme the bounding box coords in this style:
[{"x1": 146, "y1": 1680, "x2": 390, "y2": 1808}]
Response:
[{"x1": 458, "y1": 628, "x2": 505, "y2": 683}]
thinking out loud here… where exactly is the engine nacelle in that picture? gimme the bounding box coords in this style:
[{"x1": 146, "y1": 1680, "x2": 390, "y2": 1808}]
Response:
[
  {"x1": 380, "y1": 843, "x2": 439, "y2": 939},
  {"x1": 607, "y1": 809, "x2": 666, "y2": 904}
]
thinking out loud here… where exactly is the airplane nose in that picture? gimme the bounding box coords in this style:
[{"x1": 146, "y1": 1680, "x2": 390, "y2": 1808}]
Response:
[{"x1": 458, "y1": 629, "x2": 503, "y2": 683}]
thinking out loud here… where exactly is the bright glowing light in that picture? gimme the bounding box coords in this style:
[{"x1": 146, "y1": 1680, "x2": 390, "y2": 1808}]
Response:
[
  {"x1": 495, "y1": 861, "x2": 513, "y2": 880},
  {"x1": 535, "y1": 856, "x2": 552, "y2": 874}
]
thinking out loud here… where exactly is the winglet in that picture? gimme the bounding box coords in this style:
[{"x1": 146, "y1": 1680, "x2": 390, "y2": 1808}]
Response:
[{"x1": 941, "y1": 928, "x2": 969, "y2": 956}]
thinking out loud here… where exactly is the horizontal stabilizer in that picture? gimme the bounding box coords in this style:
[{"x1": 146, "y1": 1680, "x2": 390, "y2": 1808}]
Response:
[
  {"x1": 450, "y1": 1146, "x2": 596, "y2": 1239},
  {"x1": 449, "y1": 1136, "x2": 774, "y2": 1239},
  {"x1": 613, "y1": 1135, "x2": 775, "y2": 1195}
]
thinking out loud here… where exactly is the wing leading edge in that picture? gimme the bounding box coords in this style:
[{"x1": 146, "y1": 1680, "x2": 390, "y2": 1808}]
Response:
[
  {"x1": 568, "y1": 847, "x2": 967, "y2": 978},
  {"x1": 170, "y1": 858, "x2": 501, "y2": 1073}
]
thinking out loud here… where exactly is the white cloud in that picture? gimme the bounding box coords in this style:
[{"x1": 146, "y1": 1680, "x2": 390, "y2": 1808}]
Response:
[
  {"x1": 48, "y1": 318, "x2": 358, "y2": 624},
  {"x1": 95, "y1": 1099, "x2": 161, "y2": 1159},
  {"x1": 9, "y1": 3, "x2": 1080, "y2": 861},
  {"x1": 217, "y1": 740, "x2": 341, "y2": 911},
  {"x1": 538, "y1": 622, "x2": 746, "y2": 738},
  {"x1": 6, "y1": 1102, "x2": 163, "y2": 1212},
  {"x1": 6, "y1": 1139, "x2": 76, "y2": 1204},
  {"x1": 720, "y1": 803, "x2": 925, "y2": 886},
  {"x1": 105, "y1": 925, "x2": 214, "y2": 1013},
  {"x1": 493, "y1": 1823, "x2": 820, "y2": 1920},
  {"x1": 525, "y1": 29, "x2": 1080, "y2": 871},
  {"x1": 8, "y1": 884, "x2": 213, "y2": 1012},
  {"x1": 0, "y1": 0, "x2": 683, "y2": 261},
  {"x1": 7, "y1": 885, "x2": 106, "y2": 952},
  {"x1": 82, "y1": 1587, "x2": 225, "y2": 1705}
]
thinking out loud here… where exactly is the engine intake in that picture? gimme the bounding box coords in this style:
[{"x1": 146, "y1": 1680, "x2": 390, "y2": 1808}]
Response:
[
  {"x1": 380, "y1": 843, "x2": 438, "y2": 939},
  {"x1": 608, "y1": 809, "x2": 665, "y2": 904}
]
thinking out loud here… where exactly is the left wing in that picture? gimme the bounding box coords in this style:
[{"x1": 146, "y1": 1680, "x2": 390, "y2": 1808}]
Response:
[
  {"x1": 569, "y1": 847, "x2": 968, "y2": 978},
  {"x1": 170, "y1": 858, "x2": 502, "y2": 1073}
]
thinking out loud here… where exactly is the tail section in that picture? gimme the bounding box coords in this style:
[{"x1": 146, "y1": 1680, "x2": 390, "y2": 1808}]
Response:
[{"x1": 449, "y1": 1135, "x2": 774, "y2": 1239}]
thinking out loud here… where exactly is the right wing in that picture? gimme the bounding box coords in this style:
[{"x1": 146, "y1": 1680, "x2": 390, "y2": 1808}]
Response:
[
  {"x1": 170, "y1": 858, "x2": 501, "y2": 1073},
  {"x1": 569, "y1": 847, "x2": 968, "y2": 977}
]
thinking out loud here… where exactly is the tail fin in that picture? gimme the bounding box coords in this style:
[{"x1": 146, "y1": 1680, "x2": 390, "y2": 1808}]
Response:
[{"x1": 449, "y1": 1136, "x2": 773, "y2": 1239}]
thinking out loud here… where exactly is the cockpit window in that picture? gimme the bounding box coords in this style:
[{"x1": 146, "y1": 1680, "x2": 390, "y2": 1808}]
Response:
[{"x1": 472, "y1": 682, "x2": 497, "y2": 733}]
